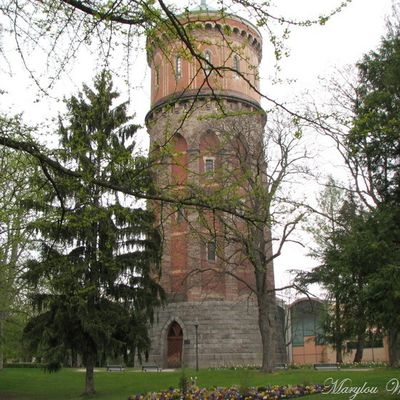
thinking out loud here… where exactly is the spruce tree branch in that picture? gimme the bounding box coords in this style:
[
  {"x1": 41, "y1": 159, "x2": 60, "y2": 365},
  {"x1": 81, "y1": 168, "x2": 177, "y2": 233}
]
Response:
[{"x1": 38, "y1": 161, "x2": 66, "y2": 230}]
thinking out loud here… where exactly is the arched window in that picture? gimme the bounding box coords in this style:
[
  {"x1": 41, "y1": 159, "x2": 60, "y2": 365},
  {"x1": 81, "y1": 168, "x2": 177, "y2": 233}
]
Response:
[
  {"x1": 176, "y1": 207, "x2": 185, "y2": 223},
  {"x1": 255, "y1": 71, "x2": 260, "y2": 89},
  {"x1": 207, "y1": 241, "x2": 216, "y2": 261},
  {"x1": 204, "y1": 50, "x2": 212, "y2": 74},
  {"x1": 233, "y1": 55, "x2": 240, "y2": 73},
  {"x1": 171, "y1": 133, "x2": 188, "y2": 185},
  {"x1": 155, "y1": 65, "x2": 160, "y2": 87},
  {"x1": 175, "y1": 55, "x2": 182, "y2": 79},
  {"x1": 200, "y1": 130, "x2": 219, "y2": 179},
  {"x1": 204, "y1": 157, "x2": 215, "y2": 175}
]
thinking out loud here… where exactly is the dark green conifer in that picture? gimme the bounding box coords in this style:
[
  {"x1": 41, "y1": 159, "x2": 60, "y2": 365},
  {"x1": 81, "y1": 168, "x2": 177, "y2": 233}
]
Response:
[{"x1": 22, "y1": 71, "x2": 164, "y2": 395}]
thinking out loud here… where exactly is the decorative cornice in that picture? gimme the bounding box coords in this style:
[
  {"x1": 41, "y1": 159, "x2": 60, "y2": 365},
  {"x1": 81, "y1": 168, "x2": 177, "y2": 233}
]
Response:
[
  {"x1": 145, "y1": 90, "x2": 265, "y2": 125},
  {"x1": 146, "y1": 13, "x2": 263, "y2": 66}
]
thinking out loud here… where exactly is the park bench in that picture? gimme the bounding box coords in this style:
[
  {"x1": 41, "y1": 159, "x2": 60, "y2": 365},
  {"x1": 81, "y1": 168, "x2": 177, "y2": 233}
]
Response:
[
  {"x1": 107, "y1": 365, "x2": 124, "y2": 372},
  {"x1": 274, "y1": 363, "x2": 288, "y2": 370},
  {"x1": 141, "y1": 364, "x2": 162, "y2": 372},
  {"x1": 314, "y1": 363, "x2": 340, "y2": 371}
]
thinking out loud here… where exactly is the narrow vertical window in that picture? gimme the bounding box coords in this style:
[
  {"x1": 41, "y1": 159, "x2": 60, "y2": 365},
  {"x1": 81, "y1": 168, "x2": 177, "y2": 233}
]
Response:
[
  {"x1": 255, "y1": 71, "x2": 260, "y2": 89},
  {"x1": 233, "y1": 55, "x2": 240, "y2": 73},
  {"x1": 175, "y1": 55, "x2": 182, "y2": 79},
  {"x1": 176, "y1": 208, "x2": 185, "y2": 223},
  {"x1": 207, "y1": 241, "x2": 216, "y2": 261},
  {"x1": 204, "y1": 158, "x2": 215, "y2": 175},
  {"x1": 204, "y1": 50, "x2": 211, "y2": 74},
  {"x1": 155, "y1": 65, "x2": 160, "y2": 87}
]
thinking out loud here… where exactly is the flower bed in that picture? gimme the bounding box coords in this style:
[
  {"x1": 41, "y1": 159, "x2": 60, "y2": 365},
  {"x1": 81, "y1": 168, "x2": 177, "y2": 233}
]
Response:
[{"x1": 128, "y1": 384, "x2": 330, "y2": 400}]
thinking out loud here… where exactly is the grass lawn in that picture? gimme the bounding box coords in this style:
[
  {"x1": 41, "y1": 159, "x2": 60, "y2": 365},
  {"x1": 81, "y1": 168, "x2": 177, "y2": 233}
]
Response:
[{"x1": 0, "y1": 367, "x2": 399, "y2": 400}]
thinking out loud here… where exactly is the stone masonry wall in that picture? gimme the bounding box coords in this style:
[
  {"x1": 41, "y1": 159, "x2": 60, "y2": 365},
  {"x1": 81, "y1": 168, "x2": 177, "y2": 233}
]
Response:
[
  {"x1": 143, "y1": 300, "x2": 287, "y2": 368},
  {"x1": 146, "y1": 300, "x2": 263, "y2": 368}
]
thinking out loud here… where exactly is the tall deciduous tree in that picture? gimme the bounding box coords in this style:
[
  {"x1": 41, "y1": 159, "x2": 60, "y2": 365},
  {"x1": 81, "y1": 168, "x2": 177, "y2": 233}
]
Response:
[
  {"x1": 183, "y1": 111, "x2": 309, "y2": 372},
  {"x1": 0, "y1": 115, "x2": 40, "y2": 369},
  {"x1": 310, "y1": 8, "x2": 400, "y2": 366},
  {"x1": 301, "y1": 178, "x2": 348, "y2": 363},
  {"x1": 22, "y1": 71, "x2": 164, "y2": 395}
]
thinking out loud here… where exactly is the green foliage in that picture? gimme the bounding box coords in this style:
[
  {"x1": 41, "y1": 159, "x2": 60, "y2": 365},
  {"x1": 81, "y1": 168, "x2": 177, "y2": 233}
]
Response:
[
  {"x1": 301, "y1": 180, "x2": 352, "y2": 360},
  {"x1": 21, "y1": 71, "x2": 164, "y2": 393},
  {"x1": 0, "y1": 117, "x2": 42, "y2": 366},
  {"x1": 1, "y1": 310, "x2": 30, "y2": 362},
  {"x1": 307, "y1": 197, "x2": 398, "y2": 358},
  {"x1": 238, "y1": 368, "x2": 251, "y2": 395},
  {"x1": 4, "y1": 362, "x2": 45, "y2": 368},
  {"x1": 307, "y1": 176, "x2": 345, "y2": 254},
  {"x1": 348, "y1": 32, "x2": 400, "y2": 204},
  {"x1": 361, "y1": 206, "x2": 400, "y2": 330},
  {"x1": 307, "y1": 195, "x2": 400, "y2": 363},
  {"x1": 178, "y1": 369, "x2": 189, "y2": 395}
]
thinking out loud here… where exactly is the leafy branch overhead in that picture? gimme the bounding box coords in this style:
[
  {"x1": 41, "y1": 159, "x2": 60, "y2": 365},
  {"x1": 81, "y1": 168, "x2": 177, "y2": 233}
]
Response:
[{"x1": 0, "y1": 0, "x2": 351, "y2": 96}]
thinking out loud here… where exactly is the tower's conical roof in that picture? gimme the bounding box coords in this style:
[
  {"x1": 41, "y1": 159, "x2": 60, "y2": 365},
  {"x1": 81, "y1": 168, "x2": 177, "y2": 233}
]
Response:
[{"x1": 190, "y1": 0, "x2": 217, "y2": 13}]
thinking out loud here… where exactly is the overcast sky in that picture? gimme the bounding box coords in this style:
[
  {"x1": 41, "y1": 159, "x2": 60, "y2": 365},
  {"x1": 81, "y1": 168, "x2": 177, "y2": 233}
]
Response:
[{"x1": 0, "y1": 0, "x2": 395, "y2": 298}]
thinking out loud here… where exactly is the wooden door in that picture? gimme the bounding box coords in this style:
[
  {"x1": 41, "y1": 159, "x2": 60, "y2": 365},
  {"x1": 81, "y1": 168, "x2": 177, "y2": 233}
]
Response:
[{"x1": 167, "y1": 321, "x2": 183, "y2": 368}]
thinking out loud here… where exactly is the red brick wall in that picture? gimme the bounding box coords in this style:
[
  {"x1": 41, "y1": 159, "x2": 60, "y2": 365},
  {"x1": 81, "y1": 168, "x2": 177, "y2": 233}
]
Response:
[
  {"x1": 149, "y1": 13, "x2": 262, "y2": 107},
  {"x1": 147, "y1": 12, "x2": 272, "y2": 304}
]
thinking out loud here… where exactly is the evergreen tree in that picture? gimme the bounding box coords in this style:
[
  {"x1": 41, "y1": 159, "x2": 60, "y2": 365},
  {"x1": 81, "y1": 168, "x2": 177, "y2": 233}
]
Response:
[
  {"x1": 346, "y1": 16, "x2": 400, "y2": 365},
  {"x1": 22, "y1": 71, "x2": 164, "y2": 395},
  {"x1": 348, "y1": 27, "x2": 400, "y2": 205},
  {"x1": 361, "y1": 206, "x2": 400, "y2": 366},
  {"x1": 302, "y1": 186, "x2": 369, "y2": 363}
]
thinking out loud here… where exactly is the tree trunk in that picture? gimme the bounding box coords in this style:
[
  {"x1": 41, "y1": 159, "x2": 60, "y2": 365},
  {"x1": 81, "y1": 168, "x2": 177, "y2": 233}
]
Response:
[
  {"x1": 84, "y1": 352, "x2": 96, "y2": 395},
  {"x1": 257, "y1": 292, "x2": 275, "y2": 372},
  {"x1": 388, "y1": 328, "x2": 400, "y2": 367},
  {"x1": 0, "y1": 224, "x2": 10, "y2": 371},
  {"x1": 334, "y1": 295, "x2": 343, "y2": 363},
  {"x1": 335, "y1": 346, "x2": 343, "y2": 364},
  {"x1": 0, "y1": 309, "x2": 3, "y2": 366},
  {"x1": 0, "y1": 311, "x2": 4, "y2": 369},
  {"x1": 352, "y1": 299, "x2": 366, "y2": 364},
  {"x1": 71, "y1": 348, "x2": 78, "y2": 368},
  {"x1": 252, "y1": 222, "x2": 276, "y2": 373},
  {"x1": 353, "y1": 333, "x2": 365, "y2": 363}
]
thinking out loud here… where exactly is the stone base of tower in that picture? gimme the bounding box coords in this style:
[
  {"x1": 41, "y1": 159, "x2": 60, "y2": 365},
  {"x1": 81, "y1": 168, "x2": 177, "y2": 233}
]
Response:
[{"x1": 142, "y1": 300, "x2": 287, "y2": 369}]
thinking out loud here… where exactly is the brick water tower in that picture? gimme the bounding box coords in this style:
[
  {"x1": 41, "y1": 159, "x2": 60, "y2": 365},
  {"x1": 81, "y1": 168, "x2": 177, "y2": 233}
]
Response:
[{"x1": 145, "y1": 1, "x2": 282, "y2": 368}]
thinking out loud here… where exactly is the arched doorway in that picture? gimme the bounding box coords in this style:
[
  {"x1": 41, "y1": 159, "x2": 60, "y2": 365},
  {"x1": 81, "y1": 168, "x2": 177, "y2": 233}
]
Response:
[{"x1": 167, "y1": 321, "x2": 183, "y2": 368}]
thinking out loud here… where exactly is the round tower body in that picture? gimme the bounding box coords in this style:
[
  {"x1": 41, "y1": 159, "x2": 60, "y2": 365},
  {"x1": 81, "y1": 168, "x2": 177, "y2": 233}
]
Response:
[
  {"x1": 148, "y1": 11, "x2": 262, "y2": 109},
  {"x1": 145, "y1": 6, "x2": 285, "y2": 368}
]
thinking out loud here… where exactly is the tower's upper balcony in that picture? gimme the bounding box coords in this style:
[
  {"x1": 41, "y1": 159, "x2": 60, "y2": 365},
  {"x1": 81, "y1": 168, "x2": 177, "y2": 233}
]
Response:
[{"x1": 147, "y1": 2, "x2": 263, "y2": 109}]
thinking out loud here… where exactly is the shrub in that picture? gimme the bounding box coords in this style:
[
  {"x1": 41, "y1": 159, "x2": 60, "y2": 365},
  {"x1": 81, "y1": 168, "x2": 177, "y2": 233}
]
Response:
[{"x1": 4, "y1": 362, "x2": 46, "y2": 368}]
